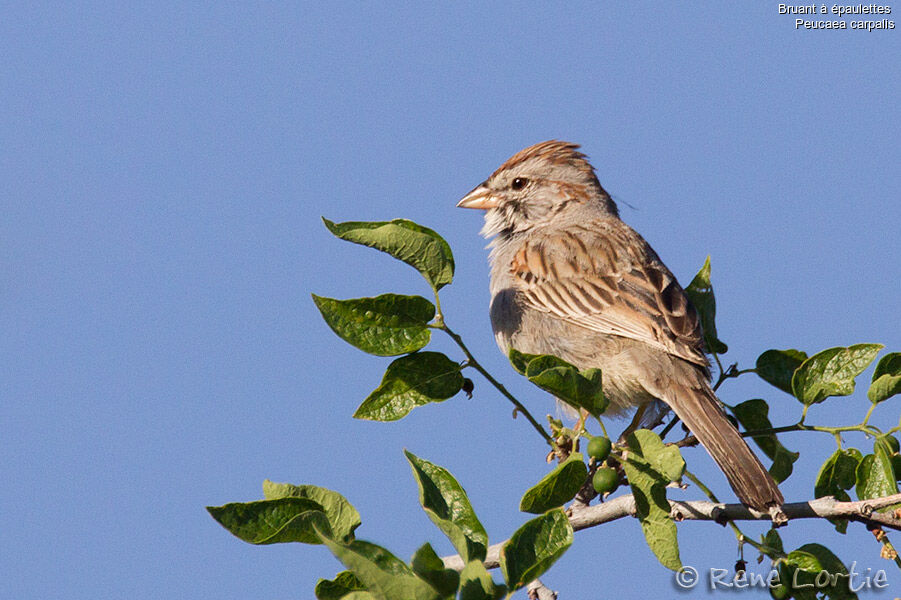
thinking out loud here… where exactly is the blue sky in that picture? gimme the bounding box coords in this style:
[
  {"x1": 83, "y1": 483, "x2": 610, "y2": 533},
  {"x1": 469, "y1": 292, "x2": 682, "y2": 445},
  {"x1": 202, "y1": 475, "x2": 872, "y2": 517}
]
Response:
[{"x1": 2, "y1": 3, "x2": 899, "y2": 599}]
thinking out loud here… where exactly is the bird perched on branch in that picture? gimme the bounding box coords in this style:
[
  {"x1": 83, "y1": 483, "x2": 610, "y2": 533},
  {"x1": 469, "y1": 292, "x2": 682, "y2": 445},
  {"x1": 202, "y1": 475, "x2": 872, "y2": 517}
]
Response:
[{"x1": 458, "y1": 140, "x2": 785, "y2": 519}]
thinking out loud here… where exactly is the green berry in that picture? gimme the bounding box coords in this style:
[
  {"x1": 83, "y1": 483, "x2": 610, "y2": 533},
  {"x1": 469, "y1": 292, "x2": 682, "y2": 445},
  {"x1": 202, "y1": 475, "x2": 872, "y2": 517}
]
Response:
[
  {"x1": 592, "y1": 467, "x2": 619, "y2": 495},
  {"x1": 587, "y1": 436, "x2": 612, "y2": 461},
  {"x1": 883, "y1": 435, "x2": 900, "y2": 455},
  {"x1": 769, "y1": 583, "x2": 791, "y2": 600},
  {"x1": 892, "y1": 455, "x2": 901, "y2": 481}
]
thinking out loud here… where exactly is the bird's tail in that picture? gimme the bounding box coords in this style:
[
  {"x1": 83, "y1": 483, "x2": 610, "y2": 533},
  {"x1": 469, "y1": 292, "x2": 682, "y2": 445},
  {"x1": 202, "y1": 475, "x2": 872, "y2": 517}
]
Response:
[{"x1": 664, "y1": 380, "x2": 785, "y2": 518}]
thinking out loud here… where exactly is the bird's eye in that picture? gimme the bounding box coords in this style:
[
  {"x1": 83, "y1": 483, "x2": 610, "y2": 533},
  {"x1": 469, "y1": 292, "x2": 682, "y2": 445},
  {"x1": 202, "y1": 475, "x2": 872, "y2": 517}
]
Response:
[{"x1": 511, "y1": 177, "x2": 528, "y2": 190}]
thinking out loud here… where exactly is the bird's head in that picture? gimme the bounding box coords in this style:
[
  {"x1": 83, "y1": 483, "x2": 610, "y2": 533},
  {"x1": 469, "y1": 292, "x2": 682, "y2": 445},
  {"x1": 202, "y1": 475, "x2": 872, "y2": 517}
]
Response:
[{"x1": 457, "y1": 140, "x2": 618, "y2": 238}]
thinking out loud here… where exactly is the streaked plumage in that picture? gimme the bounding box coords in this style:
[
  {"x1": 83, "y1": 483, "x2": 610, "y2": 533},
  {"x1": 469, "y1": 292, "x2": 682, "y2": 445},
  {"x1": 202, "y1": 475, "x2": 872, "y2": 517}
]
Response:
[{"x1": 459, "y1": 140, "x2": 785, "y2": 515}]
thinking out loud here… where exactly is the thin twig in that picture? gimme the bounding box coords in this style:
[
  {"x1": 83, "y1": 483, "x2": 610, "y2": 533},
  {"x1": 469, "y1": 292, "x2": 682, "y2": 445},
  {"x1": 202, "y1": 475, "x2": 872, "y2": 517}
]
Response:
[
  {"x1": 658, "y1": 415, "x2": 680, "y2": 440},
  {"x1": 675, "y1": 419, "x2": 882, "y2": 448},
  {"x1": 683, "y1": 469, "x2": 750, "y2": 538},
  {"x1": 437, "y1": 322, "x2": 552, "y2": 442}
]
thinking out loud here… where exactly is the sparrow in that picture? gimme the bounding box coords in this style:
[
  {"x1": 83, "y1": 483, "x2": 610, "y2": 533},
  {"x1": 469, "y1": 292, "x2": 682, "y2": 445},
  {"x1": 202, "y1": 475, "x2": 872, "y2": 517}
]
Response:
[{"x1": 457, "y1": 140, "x2": 784, "y2": 516}]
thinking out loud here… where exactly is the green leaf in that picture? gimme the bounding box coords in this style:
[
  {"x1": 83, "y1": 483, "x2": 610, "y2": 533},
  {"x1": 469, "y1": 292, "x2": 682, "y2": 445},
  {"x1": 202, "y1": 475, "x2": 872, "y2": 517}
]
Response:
[
  {"x1": 507, "y1": 349, "x2": 607, "y2": 417},
  {"x1": 458, "y1": 560, "x2": 505, "y2": 600},
  {"x1": 354, "y1": 352, "x2": 463, "y2": 421},
  {"x1": 683, "y1": 256, "x2": 727, "y2": 354},
  {"x1": 856, "y1": 439, "x2": 900, "y2": 511},
  {"x1": 627, "y1": 429, "x2": 685, "y2": 482},
  {"x1": 813, "y1": 448, "x2": 863, "y2": 533},
  {"x1": 317, "y1": 534, "x2": 441, "y2": 600},
  {"x1": 773, "y1": 563, "x2": 817, "y2": 600},
  {"x1": 768, "y1": 449, "x2": 796, "y2": 485},
  {"x1": 760, "y1": 528, "x2": 784, "y2": 558},
  {"x1": 730, "y1": 399, "x2": 799, "y2": 483},
  {"x1": 791, "y1": 344, "x2": 883, "y2": 405},
  {"x1": 869, "y1": 352, "x2": 901, "y2": 404},
  {"x1": 404, "y1": 451, "x2": 489, "y2": 563},
  {"x1": 335, "y1": 539, "x2": 414, "y2": 575},
  {"x1": 784, "y1": 549, "x2": 822, "y2": 574},
  {"x1": 784, "y1": 544, "x2": 859, "y2": 600},
  {"x1": 315, "y1": 571, "x2": 367, "y2": 600},
  {"x1": 755, "y1": 349, "x2": 808, "y2": 395},
  {"x1": 519, "y1": 453, "x2": 588, "y2": 514},
  {"x1": 499, "y1": 509, "x2": 573, "y2": 591},
  {"x1": 207, "y1": 499, "x2": 329, "y2": 544},
  {"x1": 507, "y1": 347, "x2": 532, "y2": 375},
  {"x1": 621, "y1": 431, "x2": 682, "y2": 571},
  {"x1": 323, "y1": 218, "x2": 455, "y2": 291},
  {"x1": 874, "y1": 435, "x2": 901, "y2": 489},
  {"x1": 815, "y1": 448, "x2": 863, "y2": 499},
  {"x1": 261, "y1": 481, "x2": 361, "y2": 542},
  {"x1": 312, "y1": 294, "x2": 435, "y2": 356},
  {"x1": 411, "y1": 543, "x2": 460, "y2": 598}
]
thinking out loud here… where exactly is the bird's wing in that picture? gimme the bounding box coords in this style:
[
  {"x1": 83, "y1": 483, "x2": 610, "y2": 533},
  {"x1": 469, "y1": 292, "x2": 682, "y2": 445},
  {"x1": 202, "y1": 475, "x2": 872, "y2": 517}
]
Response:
[{"x1": 510, "y1": 221, "x2": 708, "y2": 368}]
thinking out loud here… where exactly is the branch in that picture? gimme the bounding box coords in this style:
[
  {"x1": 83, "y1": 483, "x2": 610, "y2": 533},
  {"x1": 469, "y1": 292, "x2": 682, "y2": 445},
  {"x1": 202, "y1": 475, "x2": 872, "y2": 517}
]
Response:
[
  {"x1": 441, "y1": 493, "x2": 901, "y2": 572},
  {"x1": 526, "y1": 579, "x2": 558, "y2": 600}
]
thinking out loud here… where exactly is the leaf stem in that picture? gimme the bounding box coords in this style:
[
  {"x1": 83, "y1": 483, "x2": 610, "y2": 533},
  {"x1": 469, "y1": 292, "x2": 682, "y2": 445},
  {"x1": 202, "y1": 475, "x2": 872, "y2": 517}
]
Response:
[
  {"x1": 684, "y1": 469, "x2": 746, "y2": 542},
  {"x1": 743, "y1": 421, "x2": 881, "y2": 438},
  {"x1": 862, "y1": 402, "x2": 876, "y2": 426},
  {"x1": 437, "y1": 322, "x2": 552, "y2": 443},
  {"x1": 678, "y1": 419, "x2": 885, "y2": 449},
  {"x1": 597, "y1": 417, "x2": 610, "y2": 440},
  {"x1": 712, "y1": 363, "x2": 754, "y2": 392},
  {"x1": 886, "y1": 537, "x2": 901, "y2": 571},
  {"x1": 738, "y1": 535, "x2": 768, "y2": 554},
  {"x1": 712, "y1": 352, "x2": 726, "y2": 384},
  {"x1": 659, "y1": 415, "x2": 680, "y2": 441},
  {"x1": 743, "y1": 536, "x2": 780, "y2": 557},
  {"x1": 431, "y1": 287, "x2": 445, "y2": 327}
]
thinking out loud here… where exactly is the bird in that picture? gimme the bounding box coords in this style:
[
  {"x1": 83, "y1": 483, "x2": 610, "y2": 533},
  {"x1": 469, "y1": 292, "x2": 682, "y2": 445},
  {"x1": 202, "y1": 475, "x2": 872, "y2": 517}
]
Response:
[{"x1": 457, "y1": 140, "x2": 785, "y2": 517}]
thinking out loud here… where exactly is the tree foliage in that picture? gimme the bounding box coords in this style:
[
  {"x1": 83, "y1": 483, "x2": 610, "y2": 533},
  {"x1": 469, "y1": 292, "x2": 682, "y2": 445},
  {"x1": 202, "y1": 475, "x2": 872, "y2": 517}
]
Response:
[{"x1": 208, "y1": 218, "x2": 901, "y2": 599}]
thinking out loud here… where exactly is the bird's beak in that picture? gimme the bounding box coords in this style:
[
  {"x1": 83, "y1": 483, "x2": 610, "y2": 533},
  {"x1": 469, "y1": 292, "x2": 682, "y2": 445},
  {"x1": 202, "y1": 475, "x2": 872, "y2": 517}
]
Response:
[{"x1": 457, "y1": 183, "x2": 500, "y2": 210}]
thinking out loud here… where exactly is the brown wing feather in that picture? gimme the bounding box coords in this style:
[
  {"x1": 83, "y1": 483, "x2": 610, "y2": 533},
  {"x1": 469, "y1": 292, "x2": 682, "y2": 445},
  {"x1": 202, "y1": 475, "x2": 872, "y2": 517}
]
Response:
[{"x1": 510, "y1": 221, "x2": 708, "y2": 368}]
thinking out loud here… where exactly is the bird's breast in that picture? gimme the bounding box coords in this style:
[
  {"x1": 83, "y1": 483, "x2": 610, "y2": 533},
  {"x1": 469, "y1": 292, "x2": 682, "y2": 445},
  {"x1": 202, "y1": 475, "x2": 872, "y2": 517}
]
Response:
[{"x1": 489, "y1": 283, "x2": 657, "y2": 415}]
